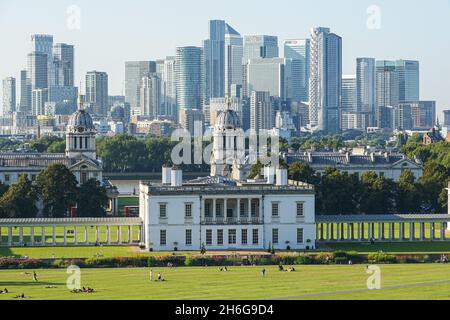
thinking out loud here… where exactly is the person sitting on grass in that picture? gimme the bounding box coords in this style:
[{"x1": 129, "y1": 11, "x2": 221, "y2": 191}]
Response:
[
  {"x1": 278, "y1": 265, "x2": 284, "y2": 272},
  {"x1": 0, "y1": 288, "x2": 8, "y2": 294},
  {"x1": 14, "y1": 293, "x2": 26, "y2": 299}
]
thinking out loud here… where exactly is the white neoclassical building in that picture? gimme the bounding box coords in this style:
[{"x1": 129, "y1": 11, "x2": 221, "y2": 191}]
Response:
[{"x1": 140, "y1": 104, "x2": 316, "y2": 252}]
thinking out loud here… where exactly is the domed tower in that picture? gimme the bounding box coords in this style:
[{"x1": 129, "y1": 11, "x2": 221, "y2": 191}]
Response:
[
  {"x1": 66, "y1": 97, "x2": 97, "y2": 160},
  {"x1": 211, "y1": 97, "x2": 245, "y2": 177}
]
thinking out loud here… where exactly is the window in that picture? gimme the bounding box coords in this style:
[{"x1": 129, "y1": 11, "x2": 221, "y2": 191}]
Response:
[
  {"x1": 271, "y1": 202, "x2": 279, "y2": 217},
  {"x1": 160, "y1": 230, "x2": 167, "y2": 246},
  {"x1": 228, "y1": 229, "x2": 236, "y2": 245},
  {"x1": 159, "y1": 203, "x2": 167, "y2": 218},
  {"x1": 252, "y1": 229, "x2": 259, "y2": 245},
  {"x1": 206, "y1": 230, "x2": 212, "y2": 246},
  {"x1": 251, "y1": 201, "x2": 257, "y2": 216},
  {"x1": 74, "y1": 137, "x2": 77, "y2": 149},
  {"x1": 272, "y1": 229, "x2": 279, "y2": 244},
  {"x1": 241, "y1": 229, "x2": 248, "y2": 245},
  {"x1": 4, "y1": 174, "x2": 10, "y2": 182},
  {"x1": 217, "y1": 229, "x2": 224, "y2": 245},
  {"x1": 216, "y1": 203, "x2": 222, "y2": 216},
  {"x1": 205, "y1": 203, "x2": 211, "y2": 216},
  {"x1": 185, "y1": 229, "x2": 192, "y2": 246},
  {"x1": 79, "y1": 137, "x2": 83, "y2": 149},
  {"x1": 239, "y1": 202, "x2": 245, "y2": 217},
  {"x1": 296, "y1": 202, "x2": 305, "y2": 217},
  {"x1": 85, "y1": 137, "x2": 89, "y2": 149},
  {"x1": 81, "y1": 172, "x2": 88, "y2": 184},
  {"x1": 185, "y1": 203, "x2": 192, "y2": 218},
  {"x1": 297, "y1": 228, "x2": 304, "y2": 244}
]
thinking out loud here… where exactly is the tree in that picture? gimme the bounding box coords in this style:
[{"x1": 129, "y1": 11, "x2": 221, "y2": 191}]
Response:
[
  {"x1": 396, "y1": 170, "x2": 422, "y2": 214},
  {"x1": 360, "y1": 172, "x2": 396, "y2": 215},
  {"x1": 0, "y1": 181, "x2": 9, "y2": 198},
  {"x1": 288, "y1": 162, "x2": 319, "y2": 185},
  {"x1": 77, "y1": 179, "x2": 108, "y2": 217},
  {"x1": 0, "y1": 175, "x2": 38, "y2": 218},
  {"x1": 247, "y1": 160, "x2": 263, "y2": 179},
  {"x1": 29, "y1": 136, "x2": 64, "y2": 153},
  {"x1": 419, "y1": 161, "x2": 449, "y2": 212},
  {"x1": 36, "y1": 164, "x2": 78, "y2": 217}
]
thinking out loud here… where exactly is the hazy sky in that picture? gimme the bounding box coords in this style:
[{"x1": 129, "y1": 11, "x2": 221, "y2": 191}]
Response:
[{"x1": 1, "y1": 0, "x2": 449, "y2": 118}]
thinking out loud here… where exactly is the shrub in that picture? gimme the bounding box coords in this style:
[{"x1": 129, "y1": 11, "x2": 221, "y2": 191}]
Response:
[
  {"x1": 334, "y1": 257, "x2": 349, "y2": 265},
  {"x1": 367, "y1": 253, "x2": 397, "y2": 264},
  {"x1": 295, "y1": 255, "x2": 314, "y2": 265},
  {"x1": 315, "y1": 253, "x2": 334, "y2": 265}
]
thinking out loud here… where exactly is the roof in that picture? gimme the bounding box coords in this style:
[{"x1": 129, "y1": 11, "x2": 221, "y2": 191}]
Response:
[
  {"x1": 216, "y1": 109, "x2": 241, "y2": 130},
  {"x1": 0, "y1": 217, "x2": 142, "y2": 226},
  {"x1": 0, "y1": 153, "x2": 101, "y2": 169},
  {"x1": 185, "y1": 175, "x2": 237, "y2": 187},
  {"x1": 225, "y1": 23, "x2": 240, "y2": 36},
  {"x1": 68, "y1": 109, "x2": 95, "y2": 131}
]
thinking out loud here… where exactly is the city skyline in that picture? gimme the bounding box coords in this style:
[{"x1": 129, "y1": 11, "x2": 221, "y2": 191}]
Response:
[{"x1": 0, "y1": 0, "x2": 449, "y2": 119}]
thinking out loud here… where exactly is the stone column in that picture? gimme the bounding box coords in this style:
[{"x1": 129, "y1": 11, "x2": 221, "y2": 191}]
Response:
[
  {"x1": 409, "y1": 223, "x2": 415, "y2": 241},
  {"x1": 41, "y1": 227, "x2": 45, "y2": 246},
  {"x1": 128, "y1": 226, "x2": 132, "y2": 244},
  {"x1": 213, "y1": 199, "x2": 217, "y2": 223},
  {"x1": 259, "y1": 198, "x2": 263, "y2": 223},
  {"x1": 358, "y1": 223, "x2": 362, "y2": 241},
  {"x1": 74, "y1": 227, "x2": 78, "y2": 245},
  {"x1": 8, "y1": 227, "x2": 12, "y2": 246},
  {"x1": 63, "y1": 226, "x2": 67, "y2": 245},
  {"x1": 224, "y1": 199, "x2": 228, "y2": 223},
  {"x1": 441, "y1": 223, "x2": 446, "y2": 241},
  {"x1": 30, "y1": 227, "x2": 34, "y2": 246},
  {"x1": 118, "y1": 226, "x2": 122, "y2": 244},
  {"x1": 419, "y1": 223, "x2": 425, "y2": 241},
  {"x1": 430, "y1": 223, "x2": 434, "y2": 241},
  {"x1": 107, "y1": 226, "x2": 111, "y2": 245},
  {"x1": 85, "y1": 226, "x2": 89, "y2": 244},
  {"x1": 237, "y1": 199, "x2": 241, "y2": 224},
  {"x1": 378, "y1": 223, "x2": 383, "y2": 241},
  {"x1": 389, "y1": 223, "x2": 394, "y2": 241},
  {"x1": 399, "y1": 223, "x2": 404, "y2": 241},
  {"x1": 52, "y1": 225, "x2": 56, "y2": 245},
  {"x1": 248, "y1": 199, "x2": 252, "y2": 222},
  {"x1": 95, "y1": 226, "x2": 100, "y2": 243},
  {"x1": 351, "y1": 224, "x2": 355, "y2": 241},
  {"x1": 19, "y1": 227, "x2": 24, "y2": 245}
]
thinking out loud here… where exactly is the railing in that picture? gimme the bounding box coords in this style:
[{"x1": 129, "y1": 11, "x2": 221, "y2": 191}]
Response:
[{"x1": 202, "y1": 217, "x2": 263, "y2": 225}]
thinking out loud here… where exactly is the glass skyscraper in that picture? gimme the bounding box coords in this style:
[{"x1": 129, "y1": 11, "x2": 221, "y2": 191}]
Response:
[
  {"x1": 2, "y1": 77, "x2": 16, "y2": 116},
  {"x1": 52, "y1": 43, "x2": 75, "y2": 87},
  {"x1": 86, "y1": 71, "x2": 109, "y2": 116},
  {"x1": 356, "y1": 57, "x2": 376, "y2": 128},
  {"x1": 247, "y1": 58, "x2": 290, "y2": 101},
  {"x1": 125, "y1": 61, "x2": 157, "y2": 114},
  {"x1": 175, "y1": 46, "x2": 204, "y2": 111},
  {"x1": 309, "y1": 27, "x2": 342, "y2": 133},
  {"x1": 224, "y1": 24, "x2": 243, "y2": 97},
  {"x1": 376, "y1": 60, "x2": 399, "y2": 128},
  {"x1": 284, "y1": 39, "x2": 310, "y2": 102},
  {"x1": 395, "y1": 60, "x2": 420, "y2": 102}
]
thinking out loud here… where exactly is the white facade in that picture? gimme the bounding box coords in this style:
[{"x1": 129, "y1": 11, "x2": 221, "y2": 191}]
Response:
[{"x1": 139, "y1": 177, "x2": 316, "y2": 252}]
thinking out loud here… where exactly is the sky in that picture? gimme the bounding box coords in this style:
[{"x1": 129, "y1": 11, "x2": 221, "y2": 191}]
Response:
[{"x1": 0, "y1": 0, "x2": 449, "y2": 119}]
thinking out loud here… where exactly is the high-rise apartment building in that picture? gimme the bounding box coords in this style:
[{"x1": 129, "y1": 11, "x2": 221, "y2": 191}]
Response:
[
  {"x1": 376, "y1": 60, "x2": 399, "y2": 128},
  {"x1": 19, "y1": 70, "x2": 31, "y2": 113},
  {"x1": 2, "y1": 77, "x2": 16, "y2": 116},
  {"x1": 356, "y1": 58, "x2": 376, "y2": 128},
  {"x1": 86, "y1": 71, "x2": 108, "y2": 116},
  {"x1": 52, "y1": 43, "x2": 75, "y2": 87},
  {"x1": 309, "y1": 27, "x2": 342, "y2": 133},
  {"x1": 250, "y1": 91, "x2": 274, "y2": 132},
  {"x1": 156, "y1": 57, "x2": 177, "y2": 118},
  {"x1": 284, "y1": 39, "x2": 310, "y2": 102},
  {"x1": 341, "y1": 75, "x2": 357, "y2": 130},
  {"x1": 31, "y1": 34, "x2": 53, "y2": 87},
  {"x1": 31, "y1": 88, "x2": 48, "y2": 116},
  {"x1": 140, "y1": 73, "x2": 161, "y2": 118},
  {"x1": 27, "y1": 52, "x2": 48, "y2": 90},
  {"x1": 125, "y1": 61, "x2": 156, "y2": 114},
  {"x1": 175, "y1": 47, "x2": 204, "y2": 112}
]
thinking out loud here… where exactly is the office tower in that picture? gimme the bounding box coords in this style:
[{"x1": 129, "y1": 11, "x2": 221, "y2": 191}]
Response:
[
  {"x1": 27, "y1": 52, "x2": 48, "y2": 89},
  {"x1": 284, "y1": 39, "x2": 310, "y2": 102},
  {"x1": 243, "y1": 35, "x2": 279, "y2": 98},
  {"x1": 393, "y1": 104, "x2": 413, "y2": 130},
  {"x1": 140, "y1": 73, "x2": 161, "y2": 117},
  {"x1": 52, "y1": 43, "x2": 75, "y2": 87},
  {"x1": 243, "y1": 35, "x2": 279, "y2": 61},
  {"x1": 203, "y1": 20, "x2": 226, "y2": 102},
  {"x1": 179, "y1": 108, "x2": 204, "y2": 135},
  {"x1": 32, "y1": 88, "x2": 48, "y2": 116},
  {"x1": 86, "y1": 71, "x2": 109, "y2": 116},
  {"x1": 395, "y1": 60, "x2": 419, "y2": 101},
  {"x1": 156, "y1": 57, "x2": 177, "y2": 118},
  {"x1": 356, "y1": 58, "x2": 376, "y2": 128},
  {"x1": 48, "y1": 86, "x2": 78, "y2": 110},
  {"x1": 309, "y1": 27, "x2": 342, "y2": 133},
  {"x1": 342, "y1": 75, "x2": 357, "y2": 113},
  {"x1": 250, "y1": 91, "x2": 274, "y2": 132},
  {"x1": 376, "y1": 60, "x2": 399, "y2": 128},
  {"x1": 444, "y1": 110, "x2": 450, "y2": 127},
  {"x1": 2, "y1": 77, "x2": 16, "y2": 116},
  {"x1": 224, "y1": 24, "x2": 243, "y2": 97},
  {"x1": 341, "y1": 75, "x2": 357, "y2": 130},
  {"x1": 31, "y1": 34, "x2": 53, "y2": 86},
  {"x1": 175, "y1": 47, "x2": 204, "y2": 113},
  {"x1": 125, "y1": 61, "x2": 157, "y2": 114},
  {"x1": 403, "y1": 100, "x2": 436, "y2": 129},
  {"x1": 19, "y1": 70, "x2": 31, "y2": 113},
  {"x1": 247, "y1": 58, "x2": 290, "y2": 100}
]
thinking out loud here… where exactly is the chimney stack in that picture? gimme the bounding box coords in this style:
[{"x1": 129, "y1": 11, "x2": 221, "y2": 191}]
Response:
[
  {"x1": 162, "y1": 166, "x2": 171, "y2": 185},
  {"x1": 171, "y1": 166, "x2": 182, "y2": 187},
  {"x1": 264, "y1": 166, "x2": 275, "y2": 184},
  {"x1": 276, "y1": 166, "x2": 288, "y2": 186}
]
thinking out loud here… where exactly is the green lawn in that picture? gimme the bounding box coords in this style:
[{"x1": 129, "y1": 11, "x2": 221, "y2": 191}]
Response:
[{"x1": 1, "y1": 264, "x2": 450, "y2": 300}]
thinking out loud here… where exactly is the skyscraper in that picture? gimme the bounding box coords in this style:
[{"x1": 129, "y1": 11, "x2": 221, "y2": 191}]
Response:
[
  {"x1": 284, "y1": 39, "x2": 310, "y2": 102},
  {"x1": 52, "y1": 43, "x2": 75, "y2": 87},
  {"x1": 27, "y1": 52, "x2": 48, "y2": 90},
  {"x1": 444, "y1": 110, "x2": 450, "y2": 127},
  {"x1": 31, "y1": 34, "x2": 53, "y2": 86},
  {"x1": 86, "y1": 71, "x2": 108, "y2": 116},
  {"x1": 140, "y1": 73, "x2": 161, "y2": 117},
  {"x1": 250, "y1": 91, "x2": 273, "y2": 132},
  {"x1": 247, "y1": 58, "x2": 290, "y2": 100},
  {"x1": 376, "y1": 60, "x2": 399, "y2": 128},
  {"x1": 309, "y1": 27, "x2": 342, "y2": 133},
  {"x1": 2, "y1": 77, "x2": 16, "y2": 116},
  {"x1": 341, "y1": 75, "x2": 357, "y2": 130},
  {"x1": 203, "y1": 20, "x2": 227, "y2": 103},
  {"x1": 125, "y1": 61, "x2": 157, "y2": 114},
  {"x1": 19, "y1": 70, "x2": 31, "y2": 113},
  {"x1": 175, "y1": 46, "x2": 204, "y2": 112},
  {"x1": 224, "y1": 24, "x2": 243, "y2": 97},
  {"x1": 32, "y1": 88, "x2": 48, "y2": 116},
  {"x1": 156, "y1": 57, "x2": 177, "y2": 118},
  {"x1": 356, "y1": 58, "x2": 376, "y2": 128},
  {"x1": 395, "y1": 60, "x2": 420, "y2": 102}
]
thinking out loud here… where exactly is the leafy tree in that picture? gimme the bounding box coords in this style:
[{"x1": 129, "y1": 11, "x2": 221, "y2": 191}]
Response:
[
  {"x1": 288, "y1": 162, "x2": 319, "y2": 185},
  {"x1": 0, "y1": 181, "x2": 9, "y2": 198},
  {"x1": 396, "y1": 170, "x2": 422, "y2": 214},
  {"x1": 77, "y1": 179, "x2": 108, "y2": 217},
  {"x1": 248, "y1": 161, "x2": 263, "y2": 179},
  {"x1": 36, "y1": 164, "x2": 78, "y2": 217},
  {"x1": 29, "y1": 136, "x2": 64, "y2": 153},
  {"x1": 419, "y1": 161, "x2": 449, "y2": 212},
  {"x1": 0, "y1": 175, "x2": 38, "y2": 218},
  {"x1": 360, "y1": 172, "x2": 396, "y2": 215}
]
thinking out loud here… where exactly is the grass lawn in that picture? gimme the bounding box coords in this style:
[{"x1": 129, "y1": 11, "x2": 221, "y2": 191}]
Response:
[
  {"x1": 1, "y1": 264, "x2": 450, "y2": 300},
  {"x1": 323, "y1": 242, "x2": 450, "y2": 254}
]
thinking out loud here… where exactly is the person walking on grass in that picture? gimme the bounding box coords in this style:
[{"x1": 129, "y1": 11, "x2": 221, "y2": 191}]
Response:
[
  {"x1": 150, "y1": 269, "x2": 153, "y2": 282},
  {"x1": 32, "y1": 271, "x2": 38, "y2": 282},
  {"x1": 261, "y1": 268, "x2": 266, "y2": 277}
]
